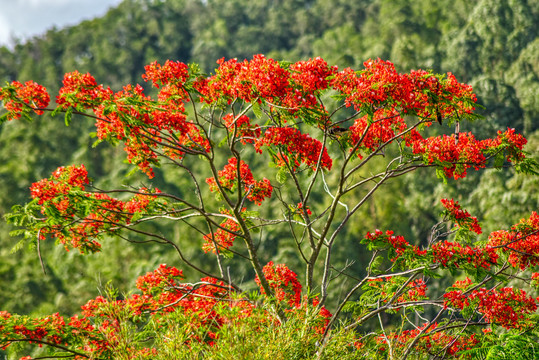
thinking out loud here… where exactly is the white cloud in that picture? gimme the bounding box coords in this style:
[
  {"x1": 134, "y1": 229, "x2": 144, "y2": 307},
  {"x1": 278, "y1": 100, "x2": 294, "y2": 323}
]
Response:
[
  {"x1": 0, "y1": 11, "x2": 14, "y2": 45},
  {"x1": 0, "y1": 0, "x2": 122, "y2": 47},
  {"x1": 18, "y1": 0, "x2": 72, "y2": 6}
]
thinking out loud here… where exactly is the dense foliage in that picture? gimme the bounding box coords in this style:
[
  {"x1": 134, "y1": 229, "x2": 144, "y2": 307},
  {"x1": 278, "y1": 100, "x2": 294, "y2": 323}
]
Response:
[
  {"x1": 0, "y1": 0, "x2": 538, "y2": 358},
  {"x1": 1, "y1": 52, "x2": 538, "y2": 358}
]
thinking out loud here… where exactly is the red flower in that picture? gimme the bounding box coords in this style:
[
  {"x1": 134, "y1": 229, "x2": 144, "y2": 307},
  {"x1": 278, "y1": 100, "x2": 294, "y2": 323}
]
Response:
[
  {"x1": 255, "y1": 262, "x2": 302, "y2": 307},
  {"x1": 56, "y1": 71, "x2": 112, "y2": 110},
  {"x1": 440, "y1": 198, "x2": 482, "y2": 234},
  {"x1": 136, "y1": 264, "x2": 184, "y2": 294},
  {"x1": 411, "y1": 132, "x2": 488, "y2": 179},
  {"x1": 142, "y1": 60, "x2": 189, "y2": 88},
  {"x1": 0, "y1": 80, "x2": 50, "y2": 119},
  {"x1": 206, "y1": 157, "x2": 273, "y2": 205},
  {"x1": 444, "y1": 285, "x2": 538, "y2": 329},
  {"x1": 199, "y1": 55, "x2": 290, "y2": 104},
  {"x1": 348, "y1": 108, "x2": 407, "y2": 158},
  {"x1": 363, "y1": 229, "x2": 426, "y2": 262},
  {"x1": 488, "y1": 212, "x2": 539, "y2": 269},
  {"x1": 223, "y1": 113, "x2": 261, "y2": 144},
  {"x1": 432, "y1": 240, "x2": 498, "y2": 269},
  {"x1": 255, "y1": 127, "x2": 332, "y2": 171},
  {"x1": 203, "y1": 210, "x2": 242, "y2": 254},
  {"x1": 30, "y1": 165, "x2": 89, "y2": 205}
]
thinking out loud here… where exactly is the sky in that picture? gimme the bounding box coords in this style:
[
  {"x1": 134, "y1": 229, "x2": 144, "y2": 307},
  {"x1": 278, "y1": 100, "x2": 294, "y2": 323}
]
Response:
[{"x1": 0, "y1": 0, "x2": 123, "y2": 47}]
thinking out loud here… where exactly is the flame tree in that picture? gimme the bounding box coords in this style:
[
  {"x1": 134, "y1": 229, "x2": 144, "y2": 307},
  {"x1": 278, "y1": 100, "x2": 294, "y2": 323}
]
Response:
[{"x1": 1, "y1": 55, "x2": 538, "y2": 359}]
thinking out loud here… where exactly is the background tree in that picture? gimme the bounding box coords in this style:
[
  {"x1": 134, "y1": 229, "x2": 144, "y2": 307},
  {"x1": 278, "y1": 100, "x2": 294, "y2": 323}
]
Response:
[{"x1": 0, "y1": 1, "x2": 537, "y2": 355}]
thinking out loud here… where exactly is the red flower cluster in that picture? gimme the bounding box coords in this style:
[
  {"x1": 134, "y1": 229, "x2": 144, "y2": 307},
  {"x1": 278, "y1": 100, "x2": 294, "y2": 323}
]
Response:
[
  {"x1": 283, "y1": 57, "x2": 337, "y2": 110},
  {"x1": 124, "y1": 188, "x2": 162, "y2": 215},
  {"x1": 452, "y1": 277, "x2": 473, "y2": 290},
  {"x1": 195, "y1": 55, "x2": 337, "y2": 115},
  {"x1": 496, "y1": 128, "x2": 528, "y2": 162},
  {"x1": 255, "y1": 261, "x2": 302, "y2": 307},
  {"x1": 197, "y1": 55, "x2": 290, "y2": 104},
  {"x1": 118, "y1": 266, "x2": 239, "y2": 330},
  {"x1": 136, "y1": 268, "x2": 230, "y2": 320},
  {"x1": 439, "y1": 72, "x2": 477, "y2": 115},
  {"x1": 202, "y1": 211, "x2": 242, "y2": 254},
  {"x1": 366, "y1": 277, "x2": 427, "y2": 307},
  {"x1": 488, "y1": 211, "x2": 539, "y2": 269},
  {"x1": 142, "y1": 61, "x2": 192, "y2": 138},
  {"x1": 440, "y1": 198, "x2": 482, "y2": 234},
  {"x1": 156, "y1": 82, "x2": 189, "y2": 111},
  {"x1": 142, "y1": 60, "x2": 189, "y2": 88},
  {"x1": 0, "y1": 80, "x2": 50, "y2": 119},
  {"x1": 348, "y1": 108, "x2": 407, "y2": 158},
  {"x1": 289, "y1": 57, "x2": 337, "y2": 94},
  {"x1": 135, "y1": 264, "x2": 183, "y2": 294},
  {"x1": 331, "y1": 59, "x2": 402, "y2": 109},
  {"x1": 29, "y1": 166, "x2": 160, "y2": 253},
  {"x1": 431, "y1": 240, "x2": 498, "y2": 270},
  {"x1": 410, "y1": 128, "x2": 529, "y2": 180},
  {"x1": 331, "y1": 59, "x2": 476, "y2": 120},
  {"x1": 363, "y1": 229, "x2": 426, "y2": 262},
  {"x1": 531, "y1": 273, "x2": 539, "y2": 288},
  {"x1": 90, "y1": 81, "x2": 208, "y2": 178},
  {"x1": 30, "y1": 165, "x2": 89, "y2": 206},
  {"x1": 396, "y1": 279, "x2": 428, "y2": 303},
  {"x1": 50, "y1": 194, "x2": 115, "y2": 253},
  {"x1": 444, "y1": 285, "x2": 538, "y2": 329},
  {"x1": 223, "y1": 113, "x2": 261, "y2": 144},
  {"x1": 56, "y1": 71, "x2": 112, "y2": 110},
  {"x1": 1, "y1": 312, "x2": 67, "y2": 347},
  {"x1": 296, "y1": 202, "x2": 312, "y2": 219},
  {"x1": 206, "y1": 157, "x2": 273, "y2": 205},
  {"x1": 411, "y1": 132, "x2": 489, "y2": 179},
  {"x1": 301, "y1": 297, "x2": 333, "y2": 334},
  {"x1": 123, "y1": 136, "x2": 159, "y2": 178},
  {"x1": 255, "y1": 127, "x2": 332, "y2": 171},
  {"x1": 482, "y1": 128, "x2": 528, "y2": 162},
  {"x1": 378, "y1": 322, "x2": 480, "y2": 357}
]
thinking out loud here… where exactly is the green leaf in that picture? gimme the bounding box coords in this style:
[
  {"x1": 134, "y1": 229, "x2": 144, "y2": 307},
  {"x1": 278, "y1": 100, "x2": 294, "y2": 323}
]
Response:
[
  {"x1": 8, "y1": 228, "x2": 29, "y2": 238},
  {"x1": 50, "y1": 106, "x2": 62, "y2": 118},
  {"x1": 64, "y1": 107, "x2": 73, "y2": 126},
  {"x1": 22, "y1": 111, "x2": 33, "y2": 122},
  {"x1": 92, "y1": 137, "x2": 104, "y2": 148},
  {"x1": 220, "y1": 249, "x2": 234, "y2": 259},
  {"x1": 341, "y1": 301, "x2": 360, "y2": 314},
  {"x1": 10, "y1": 239, "x2": 25, "y2": 253},
  {"x1": 435, "y1": 168, "x2": 448, "y2": 183},
  {"x1": 125, "y1": 166, "x2": 140, "y2": 177},
  {"x1": 252, "y1": 100, "x2": 262, "y2": 118},
  {"x1": 276, "y1": 167, "x2": 288, "y2": 184},
  {"x1": 50, "y1": 352, "x2": 77, "y2": 358},
  {"x1": 0, "y1": 111, "x2": 10, "y2": 124},
  {"x1": 218, "y1": 133, "x2": 229, "y2": 147},
  {"x1": 494, "y1": 152, "x2": 505, "y2": 168},
  {"x1": 369, "y1": 255, "x2": 385, "y2": 273},
  {"x1": 515, "y1": 158, "x2": 539, "y2": 175},
  {"x1": 131, "y1": 211, "x2": 143, "y2": 223},
  {"x1": 241, "y1": 210, "x2": 260, "y2": 218}
]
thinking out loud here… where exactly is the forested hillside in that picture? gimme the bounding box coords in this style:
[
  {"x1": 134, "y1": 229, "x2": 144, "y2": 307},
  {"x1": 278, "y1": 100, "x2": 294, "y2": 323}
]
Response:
[{"x1": 0, "y1": 0, "x2": 537, "y2": 322}]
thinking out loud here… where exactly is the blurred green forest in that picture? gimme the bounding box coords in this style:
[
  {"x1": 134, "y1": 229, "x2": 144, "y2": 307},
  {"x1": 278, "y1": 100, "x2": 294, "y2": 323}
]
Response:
[{"x1": 0, "y1": 0, "x2": 538, "y2": 321}]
